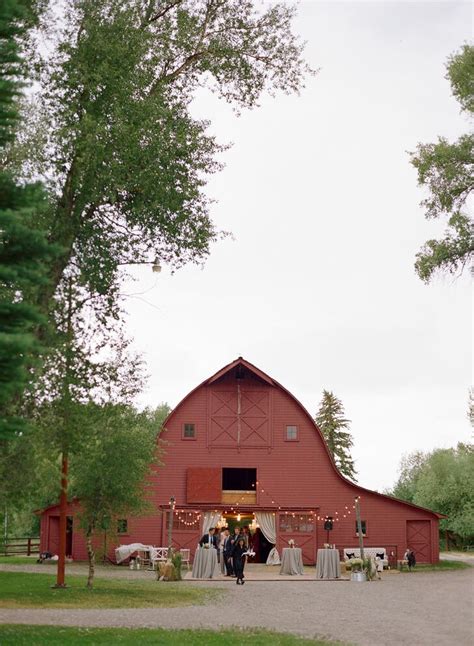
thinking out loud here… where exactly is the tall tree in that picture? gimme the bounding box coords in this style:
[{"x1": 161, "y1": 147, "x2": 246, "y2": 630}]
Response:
[
  {"x1": 392, "y1": 444, "x2": 474, "y2": 545},
  {"x1": 0, "y1": 0, "x2": 57, "y2": 437},
  {"x1": 8, "y1": 0, "x2": 313, "y2": 324},
  {"x1": 315, "y1": 390, "x2": 357, "y2": 481},
  {"x1": 410, "y1": 44, "x2": 474, "y2": 282}
]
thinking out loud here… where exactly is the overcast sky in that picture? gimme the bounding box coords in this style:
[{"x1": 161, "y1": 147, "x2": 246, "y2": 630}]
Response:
[{"x1": 122, "y1": 1, "x2": 473, "y2": 492}]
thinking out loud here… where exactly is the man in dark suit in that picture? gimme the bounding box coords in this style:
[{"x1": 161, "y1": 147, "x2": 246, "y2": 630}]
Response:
[
  {"x1": 222, "y1": 528, "x2": 233, "y2": 576},
  {"x1": 199, "y1": 526, "x2": 218, "y2": 549}
]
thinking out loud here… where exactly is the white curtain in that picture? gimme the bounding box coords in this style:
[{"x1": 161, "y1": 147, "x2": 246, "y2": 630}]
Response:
[
  {"x1": 266, "y1": 547, "x2": 281, "y2": 565},
  {"x1": 255, "y1": 512, "x2": 281, "y2": 565},
  {"x1": 202, "y1": 511, "x2": 221, "y2": 534},
  {"x1": 255, "y1": 512, "x2": 276, "y2": 543}
]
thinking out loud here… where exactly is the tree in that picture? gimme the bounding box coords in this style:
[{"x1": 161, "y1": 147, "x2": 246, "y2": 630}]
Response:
[
  {"x1": 70, "y1": 403, "x2": 169, "y2": 588},
  {"x1": 410, "y1": 44, "x2": 474, "y2": 282},
  {"x1": 0, "y1": 0, "x2": 57, "y2": 437},
  {"x1": 392, "y1": 443, "x2": 474, "y2": 545},
  {"x1": 9, "y1": 0, "x2": 313, "y2": 323},
  {"x1": 315, "y1": 390, "x2": 357, "y2": 481}
]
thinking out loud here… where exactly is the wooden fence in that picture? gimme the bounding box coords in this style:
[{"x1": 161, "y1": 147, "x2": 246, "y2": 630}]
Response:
[{"x1": 2, "y1": 537, "x2": 40, "y2": 556}]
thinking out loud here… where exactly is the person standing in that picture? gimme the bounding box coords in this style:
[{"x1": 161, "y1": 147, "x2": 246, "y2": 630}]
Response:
[
  {"x1": 199, "y1": 526, "x2": 218, "y2": 548},
  {"x1": 223, "y1": 529, "x2": 233, "y2": 576},
  {"x1": 231, "y1": 537, "x2": 248, "y2": 585},
  {"x1": 219, "y1": 527, "x2": 228, "y2": 573}
]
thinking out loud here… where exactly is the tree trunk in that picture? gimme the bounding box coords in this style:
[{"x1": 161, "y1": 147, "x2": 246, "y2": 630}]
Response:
[{"x1": 86, "y1": 528, "x2": 95, "y2": 588}]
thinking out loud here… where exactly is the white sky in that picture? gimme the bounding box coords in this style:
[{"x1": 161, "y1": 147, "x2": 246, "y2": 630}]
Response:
[{"x1": 122, "y1": 1, "x2": 473, "y2": 492}]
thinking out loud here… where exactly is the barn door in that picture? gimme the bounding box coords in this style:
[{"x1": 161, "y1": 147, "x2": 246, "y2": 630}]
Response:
[
  {"x1": 209, "y1": 386, "x2": 271, "y2": 449},
  {"x1": 186, "y1": 467, "x2": 221, "y2": 503},
  {"x1": 48, "y1": 516, "x2": 60, "y2": 554},
  {"x1": 406, "y1": 520, "x2": 431, "y2": 563}
]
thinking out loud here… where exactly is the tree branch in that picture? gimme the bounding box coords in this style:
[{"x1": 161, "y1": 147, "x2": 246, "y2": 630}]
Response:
[{"x1": 147, "y1": 0, "x2": 182, "y2": 24}]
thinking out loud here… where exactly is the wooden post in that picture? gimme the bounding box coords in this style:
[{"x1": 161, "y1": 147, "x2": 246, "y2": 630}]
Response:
[
  {"x1": 55, "y1": 452, "x2": 68, "y2": 587},
  {"x1": 54, "y1": 278, "x2": 73, "y2": 588},
  {"x1": 354, "y1": 496, "x2": 365, "y2": 561},
  {"x1": 168, "y1": 496, "x2": 175, "y2": 556}
]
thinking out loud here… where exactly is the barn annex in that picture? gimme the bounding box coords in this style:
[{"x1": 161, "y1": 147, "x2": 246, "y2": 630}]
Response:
[{"x1": 40, "y1": 357, "x2": 441, "y2": 564}]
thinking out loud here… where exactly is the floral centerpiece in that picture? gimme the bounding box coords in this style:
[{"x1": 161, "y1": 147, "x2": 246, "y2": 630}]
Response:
[
  {"x1": 288, "y1": 539, "x2": 296, "y2": 548},
  {"x1": 346, "y1": 557, "x2": 363, "y2": 572}
]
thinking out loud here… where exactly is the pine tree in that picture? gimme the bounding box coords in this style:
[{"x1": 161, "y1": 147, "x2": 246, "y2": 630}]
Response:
[
  {"x1": 0, "y1": 0, "x2": 56, "y2": 437},
  {"x1": 315, "y1": 390, "x2": 357, "y2": 481}
]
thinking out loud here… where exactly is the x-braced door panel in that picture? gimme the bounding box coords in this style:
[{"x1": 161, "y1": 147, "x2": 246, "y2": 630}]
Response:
[{"x1": 209, "y1": 387, "x2": 271, "y2": 449}]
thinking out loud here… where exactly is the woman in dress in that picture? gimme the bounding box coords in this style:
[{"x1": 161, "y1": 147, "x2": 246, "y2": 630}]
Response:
[{"x1": 231, "y1": 537, "x2": 248, "y2": 585}]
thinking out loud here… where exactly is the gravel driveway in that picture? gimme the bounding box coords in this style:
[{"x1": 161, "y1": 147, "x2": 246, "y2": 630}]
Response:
[{"x1": 0, "y1": 565, "x2": 473, "y2": 645}]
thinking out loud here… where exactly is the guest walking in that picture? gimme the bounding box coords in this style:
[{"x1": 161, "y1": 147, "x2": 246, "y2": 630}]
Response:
[{"x1": 231, "y1": 537, "x2": 248, "y2": 585}]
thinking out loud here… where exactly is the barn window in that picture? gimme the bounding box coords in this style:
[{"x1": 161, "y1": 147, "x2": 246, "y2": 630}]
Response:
[
  {"x1": 355, "y1": 520, "x2": 367, "y2": 537},
  {"x1": 280, "y1": 513, "x2": 314, "y2": 533},
  {"x1": 222, "y1": 468, "x2": 256, "y2": 491},
  {"x1": 117, "y1": 519, "x2": 128, "y2": 534},
  {"x1": 285, "y1": 425, "x2": 298, "y2": 441},
  {"x1": 182, "y1": 423, "x2": 196, "y2": 439}
]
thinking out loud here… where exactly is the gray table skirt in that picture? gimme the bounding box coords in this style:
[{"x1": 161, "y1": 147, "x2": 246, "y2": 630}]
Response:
[
  {"x1": 316, "y1": 549, "x2": 341, "y2": 579},
  {"x1": 192, "y1": 547, "x2": 218, "y2": 578},
  {"x1": 279, "y1": 547, "x2": 304, "y2": 575}
]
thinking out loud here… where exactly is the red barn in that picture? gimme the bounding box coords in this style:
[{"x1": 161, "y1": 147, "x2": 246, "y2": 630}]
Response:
[{"x1": 39, "y1": 357, "x2": 441, "y2": 564}]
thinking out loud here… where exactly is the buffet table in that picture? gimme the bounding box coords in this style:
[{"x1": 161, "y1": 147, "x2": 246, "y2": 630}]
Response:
[
  {"x1": 279, "y1": 547, "x2": 304, "y2": 575},
  {"x1": 191, "y1": 547, "x2": 218, "y2": 578},
  {"x1": 316, "y1": 548, "x2": 341, "y2": 579}
]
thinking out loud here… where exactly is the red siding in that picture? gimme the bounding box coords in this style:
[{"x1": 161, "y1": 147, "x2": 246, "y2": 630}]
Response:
[{"x1": 40, "y1": 358, "x2": 440, "y2": 564}]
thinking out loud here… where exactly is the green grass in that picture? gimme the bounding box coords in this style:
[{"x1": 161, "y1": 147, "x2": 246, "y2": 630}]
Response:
[
  {"x1": 0, "y1": 556, "x2": 40, "y2": 565},
  {"x1": 0, "y1": 572, "x2": 219, "y2": 609},
  {"x1": 400, "y1": 560, "x2": 470, "y2": 572},
  {"x1": 0, "y1": 626, "x2": 344, "y2": 645}
]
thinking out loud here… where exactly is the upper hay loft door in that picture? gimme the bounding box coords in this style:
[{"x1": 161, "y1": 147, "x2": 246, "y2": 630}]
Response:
[{"x1": 208, "y1": 384, "x2": 272, "y2": 450}]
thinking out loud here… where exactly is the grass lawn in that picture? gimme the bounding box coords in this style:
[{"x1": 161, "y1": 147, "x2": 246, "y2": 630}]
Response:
[
  {"x1": 0, "y1": 556, "x2": 40, "y2": 565},
  {"x1": 0, "y1": 626, "x2": 345, "y2": 645},
  {"x1": 0, "y1": 572, "x2": 218, "y2": 609},
  {"x1": 400, "y1": 560, "x2": 470, "y2": 572}
]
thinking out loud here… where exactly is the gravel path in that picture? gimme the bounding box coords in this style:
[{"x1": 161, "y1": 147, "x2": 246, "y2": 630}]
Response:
[{"x1": 0, "y1": 566, "x2": 473, "y2": 645}]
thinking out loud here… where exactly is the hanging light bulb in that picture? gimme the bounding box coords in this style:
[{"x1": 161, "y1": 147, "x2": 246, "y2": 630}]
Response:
[{"x1": 237, "y1": 513, "x2": 241, "y2": 522}]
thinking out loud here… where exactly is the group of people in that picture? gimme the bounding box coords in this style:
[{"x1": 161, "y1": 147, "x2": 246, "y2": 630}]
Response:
[{"x1": 199, "y1": 525, "x2": 252, "y2": 585}]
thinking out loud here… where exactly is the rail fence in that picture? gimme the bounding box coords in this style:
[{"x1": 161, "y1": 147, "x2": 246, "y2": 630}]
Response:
[{"x1": 1, "y1": 537, "x2": 40, "y2": 556}]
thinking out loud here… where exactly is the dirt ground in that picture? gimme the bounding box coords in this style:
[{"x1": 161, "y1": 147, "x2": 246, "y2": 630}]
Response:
[{"x1": 0, "y1": 559, "x2": 473, "y2": 645}]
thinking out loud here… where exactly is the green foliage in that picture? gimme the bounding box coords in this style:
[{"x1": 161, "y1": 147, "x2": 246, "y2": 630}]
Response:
[
  {"x1": 410, "y1": 45, "x2": 474, "y2": 282},
  {"x1": 70, "y1": 404, "x2": 165, "y2": 535},
  {"x1": 171, "y1": 551, "x2": 183, "y2": 581},
  {"x1": 447, "y1": 43, "x2": 474, "y2": 114},
  {"x1": 11, "y1": 0, "x2": 313, "y2": 321},
  {"x1": 0, "y1": 0, "x2": 58, "y2": 438},
  {"x1": 392, "y1": 443, "x2": 474, "y2": 543},
  {"x1": 315, "y1": 390, "x2": 357, "y2": 481}
]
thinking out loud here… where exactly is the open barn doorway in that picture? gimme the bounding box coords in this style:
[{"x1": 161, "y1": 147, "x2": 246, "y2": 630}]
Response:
[{"x1": 223, "y1": 512, "x2": 272, "y2": 564}]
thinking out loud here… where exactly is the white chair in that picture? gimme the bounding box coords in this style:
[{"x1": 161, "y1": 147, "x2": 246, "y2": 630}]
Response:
[
  {"x1": 179, "y1": 548, "x2": 190, "y2": 569},
  {"x1": 149, "y1": 546, "x2": 169, "y2": 570}
]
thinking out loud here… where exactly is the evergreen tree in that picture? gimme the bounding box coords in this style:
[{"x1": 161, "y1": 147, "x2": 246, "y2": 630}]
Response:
[
  {"x1": 0, "y1": 0, "x2": 56, "y2": 437},
  {"x1": 315, "y1": 390, "x2": 357, "y2": 481}
]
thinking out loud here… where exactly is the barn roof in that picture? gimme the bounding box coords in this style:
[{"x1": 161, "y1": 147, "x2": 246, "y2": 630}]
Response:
[{"x1": 162, "y1": 357, "x2": 444, "y2": 519}]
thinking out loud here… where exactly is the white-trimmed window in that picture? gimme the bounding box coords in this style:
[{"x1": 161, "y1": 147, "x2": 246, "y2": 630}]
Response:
[
  {"x1": 355, "y1": 520, "x2": 367, "y2": 537},
  {"x1": 183, "y1": 423, "x2": 196, "y2": 439},
  {"x1": 285, "y1": 425, "x2": 298, "y2": 441}
]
